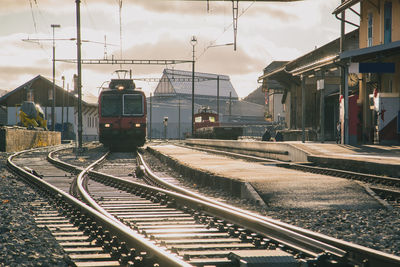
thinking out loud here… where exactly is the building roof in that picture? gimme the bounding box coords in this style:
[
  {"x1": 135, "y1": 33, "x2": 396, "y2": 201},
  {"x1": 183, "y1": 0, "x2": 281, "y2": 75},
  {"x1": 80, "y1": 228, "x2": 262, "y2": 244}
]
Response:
[
  {"x1": 243, "y1": 86, "x2": 265, "y2": 106},
  {"x1": 0, "y1": 75, "x2": 97, "y2": 107},
  {"x1": 154, "y1": 69, "x2": 239, "y2": 99},
  {"x1": 258, "y1": 29, "x2": 359, "y2": 80},
  {"x1": 340, "y1": 40, "x2": 400, "y2": 61},
  {"x1": 263, "y1": 61, "x2": 288, "y2": 73},
  {"x1": 262, "y1": 61, "x2": 288, "y2": 90}
]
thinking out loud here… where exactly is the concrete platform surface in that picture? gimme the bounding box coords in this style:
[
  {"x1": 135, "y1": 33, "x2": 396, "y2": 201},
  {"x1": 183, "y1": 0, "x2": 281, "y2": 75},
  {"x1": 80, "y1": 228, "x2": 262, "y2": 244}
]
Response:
[
  {"x1": 149, "y1": 144, "x2": 382, "y2": 210},
  {"x1": 291, "y1": 142, "x2": 400, "y2": 165},
  {"x1": 290, "y1": 142, "x2": 400, "y2": 177},
  {"x1": 184, "y1": 139, "x2": 400, "y2": 177}
]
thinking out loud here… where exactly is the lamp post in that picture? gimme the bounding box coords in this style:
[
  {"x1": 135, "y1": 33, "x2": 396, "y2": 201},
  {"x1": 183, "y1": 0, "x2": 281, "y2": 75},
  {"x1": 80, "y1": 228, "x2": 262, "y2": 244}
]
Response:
[
  {"x1": 51, "y1": 24, "x2": 60, "y2": 131},
  {"x1": 76, "y1": 0, "x2": 83, "y2": 149},
  {"x1": 190, "y1": 35, "x2": 197, "y2": 136}
]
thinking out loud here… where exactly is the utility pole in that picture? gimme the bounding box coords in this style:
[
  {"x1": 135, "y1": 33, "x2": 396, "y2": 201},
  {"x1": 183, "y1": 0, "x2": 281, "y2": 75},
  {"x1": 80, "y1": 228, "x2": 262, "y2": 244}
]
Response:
[
  {"x1": 61, "y1": 75, "x2": 65, "y2": 138},
  {"x1": 217, "y1": 76, "x2": 220, "y2": 116},
  {"x1": 339, "y1": 0, "x2": 348, "y2": 144},
  {"x1": 51, "y1": 24, "x2": 60, "y2": 131},
  {"x1": 319, "y1": 71, "x2": 325, "y2": 143},
  {"x1": 149, "y1": 93, "x2": 152, "y2": 141},
  {"x1": 229, "y1": 91, "x2": 232, "y2": 122},
  {"x1": 190, "y1": 36, "x2": 197, "y2": 136},
  {"x1": 301, "y1": 75, "x2": 306, "y2": 143},
  {"x1": 76, "y1": 0, "x2": 83, "y2": 149},
  {"x1": 178, "y1": 97, "x2": 181, "y2": 140}
]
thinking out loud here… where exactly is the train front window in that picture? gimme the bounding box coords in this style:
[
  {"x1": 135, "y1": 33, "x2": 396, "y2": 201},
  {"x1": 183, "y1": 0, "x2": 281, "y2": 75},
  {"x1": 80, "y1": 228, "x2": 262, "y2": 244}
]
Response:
[
  {"x1": 123, "y1": 94, "x2": 143, "y2": 115},
  {"x1": 101, "y1": 95, "x2": 120, "y2": 117}
]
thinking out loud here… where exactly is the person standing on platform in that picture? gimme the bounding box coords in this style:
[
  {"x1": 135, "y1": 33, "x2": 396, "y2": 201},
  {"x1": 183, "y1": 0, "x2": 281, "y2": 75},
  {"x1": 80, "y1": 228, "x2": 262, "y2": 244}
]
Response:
[{"x1": 336, "y1": 121, "x2": 341, "y2": 144}]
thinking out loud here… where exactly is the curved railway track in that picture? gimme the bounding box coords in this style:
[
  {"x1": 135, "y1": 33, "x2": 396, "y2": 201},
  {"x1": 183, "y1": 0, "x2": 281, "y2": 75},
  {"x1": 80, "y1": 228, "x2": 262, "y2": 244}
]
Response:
[{"x1": 7, "y1": 144, "x2": 400, "y2": 267}]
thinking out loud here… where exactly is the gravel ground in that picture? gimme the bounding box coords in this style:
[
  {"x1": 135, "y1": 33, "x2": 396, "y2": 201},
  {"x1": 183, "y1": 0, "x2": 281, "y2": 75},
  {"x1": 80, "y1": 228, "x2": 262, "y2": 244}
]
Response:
[
  {"x1": 143, "y1": 149, "x2": 400, "y2": 257},
  {"x1": 0, "y1": 153, "x2": 69, "y2": 267}
]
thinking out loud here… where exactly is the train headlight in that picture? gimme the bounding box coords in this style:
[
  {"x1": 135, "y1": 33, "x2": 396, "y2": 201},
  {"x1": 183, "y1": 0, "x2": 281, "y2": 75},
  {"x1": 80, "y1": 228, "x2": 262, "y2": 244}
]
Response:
[
  {"x1": 135, "y1": 123, "x2": 141, "y2": 128},
  {"x1": 104, "y1": 123, "x2": 111, "y2": 128},
  {"x1": 116, "y1": 85, "x2": 125, "y2": 91}
]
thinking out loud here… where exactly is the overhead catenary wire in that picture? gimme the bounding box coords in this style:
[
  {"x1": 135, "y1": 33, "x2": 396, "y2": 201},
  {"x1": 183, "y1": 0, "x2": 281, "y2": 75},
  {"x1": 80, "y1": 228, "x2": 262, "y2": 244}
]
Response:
[
  {"x1": 198, "y1": 0, "x2": 256, "y2": 60},
  {"x1": 28, "y1": 0, "x2": 38, "y2": 34}
]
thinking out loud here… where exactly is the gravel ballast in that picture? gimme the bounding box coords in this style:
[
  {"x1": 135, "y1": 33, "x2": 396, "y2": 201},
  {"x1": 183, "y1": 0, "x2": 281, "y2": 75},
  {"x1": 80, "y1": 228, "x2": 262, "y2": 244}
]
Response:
[{"x1": 0, "y1": 153, "x2": 69, "y2": 267}]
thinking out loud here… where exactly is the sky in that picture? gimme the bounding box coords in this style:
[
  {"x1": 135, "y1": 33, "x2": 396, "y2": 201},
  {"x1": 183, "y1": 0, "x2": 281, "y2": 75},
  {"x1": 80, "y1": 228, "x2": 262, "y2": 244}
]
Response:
[{"x1": 0, "y1": 0, "x2": 359, "y2": 99}]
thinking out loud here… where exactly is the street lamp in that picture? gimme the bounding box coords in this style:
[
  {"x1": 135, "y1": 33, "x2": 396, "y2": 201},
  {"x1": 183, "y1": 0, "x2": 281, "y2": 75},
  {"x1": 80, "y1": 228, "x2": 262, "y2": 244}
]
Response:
[
  {"x1": 190, "y1": 35, "x2": 197, "y2": 136},
  {"x1": 51, "y1": 24, "x2": 60, "y2": 131}
]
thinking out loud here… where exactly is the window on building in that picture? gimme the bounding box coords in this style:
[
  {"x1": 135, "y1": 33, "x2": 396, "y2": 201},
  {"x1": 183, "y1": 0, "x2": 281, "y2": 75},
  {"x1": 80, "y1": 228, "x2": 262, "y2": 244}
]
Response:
[
  {"x1": 367, "y1": 13, "x2": 373, "y2": 47},
  {"x1": 384, "y1": 1, "x2": 392, "y2": 44}
]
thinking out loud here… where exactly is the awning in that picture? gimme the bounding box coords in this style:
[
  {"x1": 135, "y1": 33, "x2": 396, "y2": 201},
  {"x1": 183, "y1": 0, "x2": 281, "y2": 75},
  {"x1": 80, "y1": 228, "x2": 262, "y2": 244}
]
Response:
[
  {"x1": 257, "y1": 66, "x2": 286, "y2": 82},
  {"x1": 287, "y1": 55, "x2": 338, "y2": 76},
  {"x1": 340, "y1": 40, "x2": 400, "y2": 61},
  {"x1": 332, "y1": 0, "x2": 360, "y2": 15}
]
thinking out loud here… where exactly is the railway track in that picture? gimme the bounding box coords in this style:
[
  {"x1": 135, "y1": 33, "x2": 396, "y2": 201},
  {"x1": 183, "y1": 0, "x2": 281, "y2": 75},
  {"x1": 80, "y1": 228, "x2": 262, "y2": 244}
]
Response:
[{"x1": 7, "y1": 144, "x2": 400, "y2": 266}]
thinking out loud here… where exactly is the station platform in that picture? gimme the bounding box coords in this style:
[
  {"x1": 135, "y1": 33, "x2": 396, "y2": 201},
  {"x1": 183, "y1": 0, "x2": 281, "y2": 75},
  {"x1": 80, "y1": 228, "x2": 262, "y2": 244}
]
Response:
[
  {"x1": 290, "y1": 142, "x2": 400, "y2": 178},
  {"x1": 184, "y1": 139, "x2": 400, "y2": 178},
  {"x1": 147, "y1": 143, "x2": 384, "y2": 210}
]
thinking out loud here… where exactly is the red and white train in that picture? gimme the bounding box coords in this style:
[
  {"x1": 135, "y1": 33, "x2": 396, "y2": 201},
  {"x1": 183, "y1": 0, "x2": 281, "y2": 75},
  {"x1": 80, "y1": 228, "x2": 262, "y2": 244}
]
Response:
[{"x1": 98, "y1": 78, "x2": 147, "y2": 149}]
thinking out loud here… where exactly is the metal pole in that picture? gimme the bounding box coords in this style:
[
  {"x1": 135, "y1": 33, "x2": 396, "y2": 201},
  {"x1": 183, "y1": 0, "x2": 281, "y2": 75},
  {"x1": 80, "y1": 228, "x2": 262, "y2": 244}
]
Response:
[
  {"x1": 66, "y1": 83, "x2": 69, "y2": 125},
  {"x1": 190, "y1": 36, "x2": 197, "y2": 136},
  {"x1": 229, "y1": 91, "x2": 232, "y2": 122},
  {"x1": 149, "y1": 93, "x2": 152, "y2": 141},
  {"x1": 320, "y1": 71, "x2": 325, "y2": 143},
  {"x1": 178, "y1": 97, "x2": 181, "y2": 140},
  {"x1": 61, "y1": 76, "x2": 65, "y2": 138},
  {"x1": 191, "y1": 60, "x2": 195, "y2": 136},
  {"x1": 217, "y1": 76, "x2": 220, "y2": 116},
  {"x1": 76, "y1": 0, "x2": 83, "y2": 148},
  {"x1": 301, "y1": 75, "x2": 306, "y2": 143},
  {"x1": 340, "y1": 0, "x2": 346, "y2": 144},
  {"x1": 344, "y1": 65, "x2": 349, "y2": 144},
  {"x1": 51, "y1": 24, "x2": 60, "y2": 131}
]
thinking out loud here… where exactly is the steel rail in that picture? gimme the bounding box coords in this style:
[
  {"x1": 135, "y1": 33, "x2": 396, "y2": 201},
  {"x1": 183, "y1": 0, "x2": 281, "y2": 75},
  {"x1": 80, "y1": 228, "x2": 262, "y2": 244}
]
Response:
[
  {"x1": 12, "y1": 148, "x2": 191, "y2": 267},
  {"x1": 137, "y1": 151, "x2": 400, "y2": 267},
  {"x1": 87, "y1": 168, "x2": 345, "y2": 259},
  {"x1": 46, "y1": 146, "x2": 400, "y2": 266},
  {"x1": 47, "y1": 148, "x2": 347, "y2": 260}
]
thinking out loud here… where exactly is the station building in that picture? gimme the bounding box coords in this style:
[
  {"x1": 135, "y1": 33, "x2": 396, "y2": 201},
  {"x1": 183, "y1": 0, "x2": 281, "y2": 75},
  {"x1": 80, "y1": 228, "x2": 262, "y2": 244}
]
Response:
[
  {"x1": 148, "y1": 69, "x2": 266, "y2": 139},
  {"x1": 333, "y1": 0, "x2": 400, "y2": 144},
  {"x1": 0, "y1": 75, "x2": 98, "y2": 141},
  {"x1": 259, "y1": 30, "x2": 359, "y2": 142}
]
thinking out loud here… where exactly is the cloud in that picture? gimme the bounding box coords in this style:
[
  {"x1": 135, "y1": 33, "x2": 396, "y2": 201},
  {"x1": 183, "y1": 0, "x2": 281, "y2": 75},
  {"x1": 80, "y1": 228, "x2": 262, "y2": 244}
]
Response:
[
  {"x1": 0, "y1": 66, "x2": 50, "y2": 90},
  {"x1": 83, "y1": 35, "x2": 266, "y2": 76}
]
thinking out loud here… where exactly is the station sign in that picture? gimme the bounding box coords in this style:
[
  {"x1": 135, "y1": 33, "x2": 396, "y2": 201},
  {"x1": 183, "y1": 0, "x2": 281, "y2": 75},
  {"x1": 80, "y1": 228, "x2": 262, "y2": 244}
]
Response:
[
  {"x1": 349, "y1": 62, "x2": 395, "y2": 73},
  {"x1": 317, "y1": 79, "x2": 324, "y2": 90}
]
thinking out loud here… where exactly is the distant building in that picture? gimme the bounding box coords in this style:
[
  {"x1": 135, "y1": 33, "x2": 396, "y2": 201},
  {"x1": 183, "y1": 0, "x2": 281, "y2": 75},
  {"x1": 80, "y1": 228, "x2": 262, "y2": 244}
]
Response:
[
  {"x1": 245, "y1": 61, "x2": 287, "y2": 124},
  {"x1": 149, "y1": 69, "x2": 265, "y2": 139},
  {"x1": 0, "y1": 75, "x2": 98, "y2": 141}
]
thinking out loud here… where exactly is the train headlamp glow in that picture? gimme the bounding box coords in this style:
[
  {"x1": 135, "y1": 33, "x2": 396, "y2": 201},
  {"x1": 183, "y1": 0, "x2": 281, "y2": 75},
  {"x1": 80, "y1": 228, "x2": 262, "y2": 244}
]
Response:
[
  {"x1": 116, "y1": 85, "x2": 125, "y2": 91},
  {"x1": 104, "y1": 123, "x2": 111, "y2": 128},
  {"x1": 135, "y1": 123, "x2": 141, "y2": 128}
]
